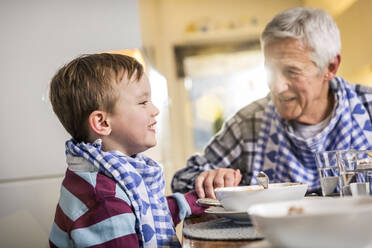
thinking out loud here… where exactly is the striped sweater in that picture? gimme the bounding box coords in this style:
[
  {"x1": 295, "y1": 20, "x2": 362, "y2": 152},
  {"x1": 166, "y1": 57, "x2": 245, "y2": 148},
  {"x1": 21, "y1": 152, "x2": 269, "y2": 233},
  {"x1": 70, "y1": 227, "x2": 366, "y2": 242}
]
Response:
[{"x1": 49, "y1": 161, "x2": 204, "y2": 247}]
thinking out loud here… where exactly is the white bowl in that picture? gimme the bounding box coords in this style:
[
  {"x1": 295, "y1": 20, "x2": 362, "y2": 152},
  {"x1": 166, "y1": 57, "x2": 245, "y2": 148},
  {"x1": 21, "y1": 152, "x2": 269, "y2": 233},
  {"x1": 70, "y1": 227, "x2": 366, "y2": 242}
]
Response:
[
  {"x1": 248, "y1": 196, "x2": 372, "y2": 248},
  {"x1": 214, "y1": 182, "x2": 307, "y2": 211}
]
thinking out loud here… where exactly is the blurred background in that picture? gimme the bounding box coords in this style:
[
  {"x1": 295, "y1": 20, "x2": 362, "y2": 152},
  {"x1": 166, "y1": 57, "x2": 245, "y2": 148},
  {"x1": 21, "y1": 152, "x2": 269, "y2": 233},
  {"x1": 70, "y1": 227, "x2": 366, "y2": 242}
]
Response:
[{"x1": 0, "y1": 0, "x2": 371, "y2": 246}]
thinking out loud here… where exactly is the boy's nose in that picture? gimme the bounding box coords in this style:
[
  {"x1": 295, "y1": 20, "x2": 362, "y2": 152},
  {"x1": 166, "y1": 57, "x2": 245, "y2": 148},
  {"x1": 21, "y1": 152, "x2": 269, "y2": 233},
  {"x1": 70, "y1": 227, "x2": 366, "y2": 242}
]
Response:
[{"x1": 152, "y1": 103, "x2": 160, "y2": 116}]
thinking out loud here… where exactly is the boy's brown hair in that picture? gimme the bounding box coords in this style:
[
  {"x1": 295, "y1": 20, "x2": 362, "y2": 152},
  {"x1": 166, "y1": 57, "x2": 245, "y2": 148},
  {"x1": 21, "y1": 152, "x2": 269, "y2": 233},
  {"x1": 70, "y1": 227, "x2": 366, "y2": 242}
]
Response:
[{"x1": 50, "y1": 53, "x2": 144, "y2": 142}]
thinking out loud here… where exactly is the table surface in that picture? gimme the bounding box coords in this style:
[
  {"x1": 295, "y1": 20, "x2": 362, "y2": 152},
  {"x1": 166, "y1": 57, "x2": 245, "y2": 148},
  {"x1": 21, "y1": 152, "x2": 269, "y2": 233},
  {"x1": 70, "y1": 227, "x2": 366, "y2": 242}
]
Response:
[{"x1": 182, "y1": 214, "x2": 274, "y2": 248}]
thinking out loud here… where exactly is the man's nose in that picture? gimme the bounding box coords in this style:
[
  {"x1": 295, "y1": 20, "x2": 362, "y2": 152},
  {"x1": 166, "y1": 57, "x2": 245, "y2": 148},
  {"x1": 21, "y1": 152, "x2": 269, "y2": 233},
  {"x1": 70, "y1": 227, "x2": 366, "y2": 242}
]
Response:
[{"x1": 269, "y1": 72, "x2": 288, "y2": 94}]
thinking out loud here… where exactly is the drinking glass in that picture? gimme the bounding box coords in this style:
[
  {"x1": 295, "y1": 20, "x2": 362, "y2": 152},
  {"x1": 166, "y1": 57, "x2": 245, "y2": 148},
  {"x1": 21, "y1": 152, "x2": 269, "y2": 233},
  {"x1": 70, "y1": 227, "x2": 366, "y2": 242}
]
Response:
[
  {"x1": 337, "y1": 150, "x2": 372, "y2": 196},
  {"x1": 315, "y1": 150, "x2": 342, "y2": 196}
]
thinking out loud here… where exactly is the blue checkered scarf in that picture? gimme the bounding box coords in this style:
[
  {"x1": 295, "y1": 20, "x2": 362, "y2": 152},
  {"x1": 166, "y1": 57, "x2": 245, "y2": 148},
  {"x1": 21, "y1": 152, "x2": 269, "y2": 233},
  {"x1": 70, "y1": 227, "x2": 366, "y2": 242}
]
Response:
[
  {"x1": 65, "y1": 139, "x2": 180, "y2": 248},
  {"x1": 252, "y1": 77, "x2": 372, "y2": 191}
]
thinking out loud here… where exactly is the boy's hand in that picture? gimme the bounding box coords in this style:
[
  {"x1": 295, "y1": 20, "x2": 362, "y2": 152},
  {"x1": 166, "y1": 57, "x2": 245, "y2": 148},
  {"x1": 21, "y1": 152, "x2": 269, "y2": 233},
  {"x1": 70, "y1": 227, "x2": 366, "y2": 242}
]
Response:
[{"x1": 195, "y1": 168, "x2": 242, "y2": 199}]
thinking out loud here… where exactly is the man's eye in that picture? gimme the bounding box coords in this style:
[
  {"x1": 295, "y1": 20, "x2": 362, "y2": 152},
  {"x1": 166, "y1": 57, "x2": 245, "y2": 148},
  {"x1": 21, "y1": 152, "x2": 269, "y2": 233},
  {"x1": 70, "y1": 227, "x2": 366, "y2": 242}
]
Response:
[
  {"x1": 139, "y1": 101, "x2": 148, "y2": 105},
  {"x1": 286, "y1": 69, "x2": 299, "y2": 77}
]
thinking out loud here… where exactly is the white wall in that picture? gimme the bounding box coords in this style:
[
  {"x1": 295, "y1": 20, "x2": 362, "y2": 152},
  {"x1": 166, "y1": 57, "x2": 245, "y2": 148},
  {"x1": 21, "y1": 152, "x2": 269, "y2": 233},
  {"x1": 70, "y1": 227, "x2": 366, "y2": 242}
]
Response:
[
  {"x1": 0, "y1": 0, "x2": 141, "y2": 180},
  {"x1": 0, "y1": 0, "x2": 142, "y2": 246}
]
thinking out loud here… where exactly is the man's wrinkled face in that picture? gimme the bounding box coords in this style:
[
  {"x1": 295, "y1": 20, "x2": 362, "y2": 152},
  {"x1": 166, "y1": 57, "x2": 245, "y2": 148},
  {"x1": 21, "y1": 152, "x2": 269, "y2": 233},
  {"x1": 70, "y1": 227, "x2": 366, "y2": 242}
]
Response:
[{"x1": 264, "y1": 38, "x2": 330, "y2": 124}]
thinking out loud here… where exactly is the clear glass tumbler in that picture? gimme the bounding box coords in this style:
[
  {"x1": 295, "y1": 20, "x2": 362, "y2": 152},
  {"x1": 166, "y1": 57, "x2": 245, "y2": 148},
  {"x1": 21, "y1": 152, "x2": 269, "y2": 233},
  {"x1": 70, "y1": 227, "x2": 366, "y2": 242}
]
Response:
[
  {"x1": 337, "y1": 150, "x2": 372, "y2": 196},
  {"x1": 315, "y1": 150, "x2": 342, "y2": 196}
]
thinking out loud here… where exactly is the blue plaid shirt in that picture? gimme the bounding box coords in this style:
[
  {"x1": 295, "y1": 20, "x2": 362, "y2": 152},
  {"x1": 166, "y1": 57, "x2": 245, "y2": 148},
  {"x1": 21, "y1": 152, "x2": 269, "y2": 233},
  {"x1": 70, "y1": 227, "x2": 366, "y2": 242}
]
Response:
[{"x1": 171, "y1": 77, "x2": 372, "y2": 193}]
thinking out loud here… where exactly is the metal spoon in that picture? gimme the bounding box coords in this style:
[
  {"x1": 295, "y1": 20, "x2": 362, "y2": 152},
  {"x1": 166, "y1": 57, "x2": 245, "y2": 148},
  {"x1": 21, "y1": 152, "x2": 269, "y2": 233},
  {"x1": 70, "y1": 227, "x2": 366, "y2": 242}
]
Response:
[{"x1": 257, "y1": 171, "x2": 269, "y2": 189}]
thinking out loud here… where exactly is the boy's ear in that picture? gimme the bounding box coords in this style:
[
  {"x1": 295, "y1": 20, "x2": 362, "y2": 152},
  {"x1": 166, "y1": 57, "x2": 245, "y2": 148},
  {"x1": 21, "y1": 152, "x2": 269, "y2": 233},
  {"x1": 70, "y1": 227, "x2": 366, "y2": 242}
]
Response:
[{"x1": 88, "y1": 110, "x2": 111, "y2": 136}]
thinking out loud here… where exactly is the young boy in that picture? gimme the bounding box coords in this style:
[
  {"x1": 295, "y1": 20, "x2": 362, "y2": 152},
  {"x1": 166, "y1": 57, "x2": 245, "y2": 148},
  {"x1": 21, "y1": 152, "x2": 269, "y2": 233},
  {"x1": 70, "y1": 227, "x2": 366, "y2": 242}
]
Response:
[{"x1": 48, "y1": 53, "x2": 205, "y2": 248}]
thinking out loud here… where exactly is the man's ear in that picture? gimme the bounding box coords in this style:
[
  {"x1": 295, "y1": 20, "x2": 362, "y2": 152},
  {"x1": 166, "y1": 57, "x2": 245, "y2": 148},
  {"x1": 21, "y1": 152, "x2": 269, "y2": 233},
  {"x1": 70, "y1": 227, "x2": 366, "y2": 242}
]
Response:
[
  {"x1": 325, "y1": 54, "x2": 341, "y2": 81},
  {"x1": 88, "y1": 110, "x2": 111, "y2": 136}
]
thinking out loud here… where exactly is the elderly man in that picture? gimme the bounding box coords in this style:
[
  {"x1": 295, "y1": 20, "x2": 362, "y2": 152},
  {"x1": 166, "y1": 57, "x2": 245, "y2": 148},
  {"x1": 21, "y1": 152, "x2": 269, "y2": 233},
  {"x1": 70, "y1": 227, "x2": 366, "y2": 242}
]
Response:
[{"x1": 171, "y1": 7, "x2": 372, "y2": 199}]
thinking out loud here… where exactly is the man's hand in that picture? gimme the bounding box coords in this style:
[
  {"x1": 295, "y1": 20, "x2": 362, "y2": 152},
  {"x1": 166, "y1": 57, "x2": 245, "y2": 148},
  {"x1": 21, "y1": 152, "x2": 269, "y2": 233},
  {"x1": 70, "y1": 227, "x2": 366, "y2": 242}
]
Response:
[{"x1": 195, "y1": 168, "x2": 242, "y2": 199}]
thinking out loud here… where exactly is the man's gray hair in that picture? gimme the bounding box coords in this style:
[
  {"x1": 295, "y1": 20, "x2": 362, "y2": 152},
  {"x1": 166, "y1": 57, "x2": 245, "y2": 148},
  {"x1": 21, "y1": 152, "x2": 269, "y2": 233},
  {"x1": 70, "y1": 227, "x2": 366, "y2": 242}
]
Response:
[{"x1": 261, "y1": 7, "x2": 341, "y2": 71}]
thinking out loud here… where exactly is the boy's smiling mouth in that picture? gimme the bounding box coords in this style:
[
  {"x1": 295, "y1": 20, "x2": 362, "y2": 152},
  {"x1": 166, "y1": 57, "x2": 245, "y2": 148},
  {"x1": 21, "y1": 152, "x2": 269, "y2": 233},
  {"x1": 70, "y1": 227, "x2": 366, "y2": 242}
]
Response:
[{"x1": 148, "y1": 122, "x2": 157, "y2": 132}]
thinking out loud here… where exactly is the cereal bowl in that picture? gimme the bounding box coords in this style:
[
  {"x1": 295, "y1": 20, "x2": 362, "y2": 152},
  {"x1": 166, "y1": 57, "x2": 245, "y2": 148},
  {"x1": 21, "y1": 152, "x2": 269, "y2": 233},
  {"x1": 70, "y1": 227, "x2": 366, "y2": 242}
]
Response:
[
  {"x1": 214, "y1": 182, "x2": 307, "y2": 211},
  {"x1": 248, "y1": 196, "x2": 372, "y2": 248}
]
